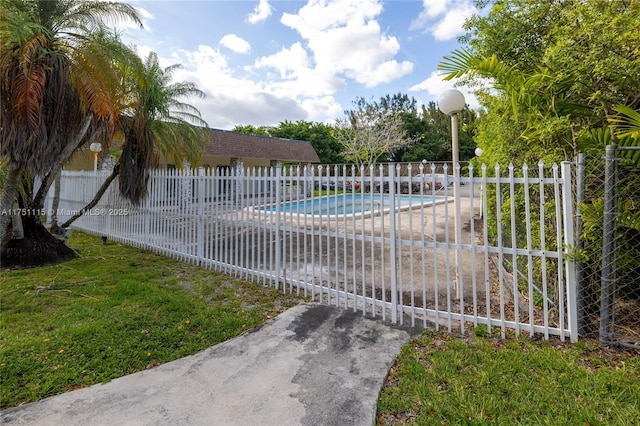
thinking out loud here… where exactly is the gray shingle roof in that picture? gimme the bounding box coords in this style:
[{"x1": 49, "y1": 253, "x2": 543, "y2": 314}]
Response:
[{"x1": 205, "y1": 129, "x2": 320, "y2": 163}]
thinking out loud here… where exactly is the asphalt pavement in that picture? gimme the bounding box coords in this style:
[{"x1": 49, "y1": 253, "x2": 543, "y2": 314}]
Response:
[{"x1": 1, "y1": 303, "x2": 417, "y2": 426}]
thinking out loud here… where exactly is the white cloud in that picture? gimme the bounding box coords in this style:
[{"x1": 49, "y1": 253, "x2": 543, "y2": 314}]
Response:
[
  {"x1": 219, "y1": 34, "x2": 251, "y2": 54},
  {"x1": 408, "y1": 70, "x2": 481, "y2": 109},
  {"x1": 158, "y1": 45, "x2": 319, "y2": 129},
  {"x1": 114, "y1": 5, "x2": 154, "y2": 32},
  {"x1": 125, "y1": 1, "x2": 459, "y2": 129},
  {"x1": 278, "y1": 0, "x2": 413, "y2": 88},
  {"x1": 307, "y1": 19, "x2": 413, "y2": 87},
  {"x1": 410, "y1": 0, "x2": 476, "y2": 41},
  {"x1": 253, "y1": 42, "x2": 309, "y2": 78},
  {"x1": 300, "y1": 96, "x2": 344, "y2": 125},
  {"x1": 247, "y1": 0, "x2": 274, "y2": 24},
  {"x1": 281, "y1": 0, "x2": 383, "y2": 38}
]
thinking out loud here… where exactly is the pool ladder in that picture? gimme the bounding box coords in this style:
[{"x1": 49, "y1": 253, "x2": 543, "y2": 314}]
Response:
[{"x1": 363, "y1": 200, "x2": 382, "y2": 213}]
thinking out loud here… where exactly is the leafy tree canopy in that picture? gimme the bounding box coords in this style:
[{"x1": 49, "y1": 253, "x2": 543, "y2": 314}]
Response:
[
  {"x1": 443, "y1": 0, "x2": 640, "y2": 168},
  {"x1": 233, "y1": 121, "x2": 345, "y2": 164}
]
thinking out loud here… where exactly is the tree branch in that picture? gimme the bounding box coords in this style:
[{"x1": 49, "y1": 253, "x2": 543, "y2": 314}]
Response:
[
  {"x1": 31, "y1": 114, "x2": 95, "y2": 211},
  {"x1": 61, "y1": 164, "x2": 119, "y2": 229}
]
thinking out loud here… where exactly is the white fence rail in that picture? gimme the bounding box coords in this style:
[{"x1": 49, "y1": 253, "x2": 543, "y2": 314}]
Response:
[{"x1": 47, "y1": 162, "x2": 578, "y2": 341}]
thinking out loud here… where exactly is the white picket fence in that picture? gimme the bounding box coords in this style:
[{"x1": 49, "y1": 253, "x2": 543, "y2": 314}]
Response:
[{"x1": 46, "y1": 162, "x2": 578, "y2": 341}]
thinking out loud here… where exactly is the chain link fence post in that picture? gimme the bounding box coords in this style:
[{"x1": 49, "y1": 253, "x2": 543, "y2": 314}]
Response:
[{"x1": 599, "y1": 145, "x2": 617, "y2": 345}]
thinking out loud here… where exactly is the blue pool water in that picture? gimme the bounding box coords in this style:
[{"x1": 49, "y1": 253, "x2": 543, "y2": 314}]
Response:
[{"x1": 258, "y1": 194, "x2": 435, "y2": 215}]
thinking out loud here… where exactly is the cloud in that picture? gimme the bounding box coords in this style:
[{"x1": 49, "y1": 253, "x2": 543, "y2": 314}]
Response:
[
  {"x1": 410, "y1": 0, "x2": 476, "y2": 41},
  {"x1": 124, "y1": 1, "x2": 432, "y2": 129},
  {"x1": 247, "y1": 0, "x2": 273, "y2": 24},
  {"x1": 408, "y1": 70, "x2": 481, "y2": 109},
  {"x1": 253, "y1": 42, "x2": 309, "y2": 78},
  {"x1": 159, "y1": 45, "x2": 322, "y2": 129},
  {"x1": 277, "y1": 0, "x2": 413, "y2": 87},
  {"x1": 200, "y1": 92, "x2": 308, "y2": 129},
  {"x1": 115, "y1": 5, "x2": 154, "y2": 32},
  {"x1": 219, "y1": 34, "x2": 251, "y2": 54}
]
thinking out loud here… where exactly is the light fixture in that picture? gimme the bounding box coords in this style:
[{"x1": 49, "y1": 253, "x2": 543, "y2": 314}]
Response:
[
  {"x1": 438, "y1": 89, "x2": 466, "y2": 115},
  {"x1": 89, "y1": 142, "x2": 102, "y2": 172}
]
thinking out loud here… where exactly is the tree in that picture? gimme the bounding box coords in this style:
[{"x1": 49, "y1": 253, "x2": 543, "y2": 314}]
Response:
[
  {"x1": 442, "y1": 0, "x2": 640, "y2": 334},
  {"x1": 336, "y1": 97, "x2": 414, "y2": 169},
  {"x1": 234, "y1": 121, "x2": 345, "y2": 164},
  {"x1": 269, "y1": 121, "x2": 345, "y2": 164},
  {"x1": 0, "y1": 0, "x2": 142, "y2": 263},
  {"x1": 336, "y1": 111, "x2": 410, "y2": 168},
  {"x1": 117, "y1": 52, "x2": 208, "y2": 204},
  {"x1": 400, "y1": 101, "x2": 477, "y2": 163},
  {"x1": 342, "y1": 94, "x2": 478, "y2": 164},
  {"x1": 232, "y1": 124, "x2": 270, "y2": 136},
  {"x1": 62, "y1": 52, "x2": 209, "y2": 228}
]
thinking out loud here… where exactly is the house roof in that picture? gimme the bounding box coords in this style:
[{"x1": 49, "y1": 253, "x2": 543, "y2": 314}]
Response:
[{"x1": 205, "y1": 129, "x2": 320, "y2": 163}]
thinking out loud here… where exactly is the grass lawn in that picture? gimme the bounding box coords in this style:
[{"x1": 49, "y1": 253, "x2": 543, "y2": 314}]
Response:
[
  {"x1": 377, "y1": 330, "x2": 640, "y2": 425},
  {"x1": 0, "y1": 231, "x2": 303, "y2": 409},
  {"x1": 2, "y1": 232, "x2": 638, "y2": 422}
]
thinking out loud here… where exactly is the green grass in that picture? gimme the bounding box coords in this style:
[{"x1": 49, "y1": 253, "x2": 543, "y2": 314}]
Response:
[
  {"x1": 4, "y1": 233, "x2": 638, "y2": 421},
  {"x1": 0, "y1": 232, "x2": 303, "y2": 409},
  {"x1": 377, "y1": 331, "x2": 640, "y2": 425}
]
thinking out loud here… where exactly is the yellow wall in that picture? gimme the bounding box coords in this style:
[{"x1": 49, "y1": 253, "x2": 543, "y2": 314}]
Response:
[
  {"x1": 65, "y1": 148, "x2": 96, "y2": 171},
  {"x1": 67, "y1": 150, "x2": 278, "y2": 171},
  {"x1": 160, "y1": 155, "x2": 271, "y2": 170}
]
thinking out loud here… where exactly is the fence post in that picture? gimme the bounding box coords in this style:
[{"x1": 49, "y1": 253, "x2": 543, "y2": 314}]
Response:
[
  {"x1": 600, "y1": 145, "x2": 617, "y2": 345},
  {"x1": 388, "y1": 164, "x2": 398, "y2": 324},
  {"x1": 197, "y1": 167, "x2": 205, "y2": 266},
  {"x1": 575, "y1": 153, "x2": 587, "y2": 336},
  {"x1": 144, "y1": 171, "x2": 152, "y2": 249},
  {"x1": 561, "y1": 161, "x2": 578, "y2": 342},
  {"x1": 275, "y1": 164, "x2": 282, "y2": 291}
]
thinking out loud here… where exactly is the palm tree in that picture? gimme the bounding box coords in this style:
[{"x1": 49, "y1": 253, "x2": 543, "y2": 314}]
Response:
[
  {"x1": 118, "y1": 52, "x2": 208, "y2": 204},
  {"x1": 0, "y1": 0, "x2": 142, "y2": 253},
  {"x1": 61, "y1": 52, "x2": 209, "y2": 228}
]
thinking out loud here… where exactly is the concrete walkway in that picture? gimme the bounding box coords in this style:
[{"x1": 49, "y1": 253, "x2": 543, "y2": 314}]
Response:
[{"x1": 1, "y1": 303, "x2": 417, "y2": 426}]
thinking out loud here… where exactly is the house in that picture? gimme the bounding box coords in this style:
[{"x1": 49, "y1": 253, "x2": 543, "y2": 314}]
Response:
[
  {"x1": 198, "y1": 128, "x2": 320, "y2": 170},
  {"x1": 67, "y1": 128, "x2": 320, "y2": 172}
]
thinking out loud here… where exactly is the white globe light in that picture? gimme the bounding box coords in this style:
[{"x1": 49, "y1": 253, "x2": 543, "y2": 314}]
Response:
[
  {"x1": 438, "y1": 89, "x2": 466, "y2": 115},
  {"x1": 89, "y1": 142, "x2": 102, "y2": 153},
  {"x1": 475, "y1": 148, "x2": 484, "y2": 157}
]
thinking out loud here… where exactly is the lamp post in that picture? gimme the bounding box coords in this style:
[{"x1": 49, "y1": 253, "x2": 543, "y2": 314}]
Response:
[
  {"x1": 89, "y1": 142, "x2": 102, "y2": 172},
  {"x1": 438, "y1": 89, "x2": 466, "y2": 298}
]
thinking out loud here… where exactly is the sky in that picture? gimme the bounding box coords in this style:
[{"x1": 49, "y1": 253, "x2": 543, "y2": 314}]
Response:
[{"x1": 121, "y1": 0, "x2": 482, "y2": 130}]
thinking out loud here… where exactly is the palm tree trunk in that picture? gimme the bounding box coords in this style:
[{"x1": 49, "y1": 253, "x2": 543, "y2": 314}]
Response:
[
  {"x1": 50, "y1": 171, "x2": 62, "y2": 234},
  {"x1": 61, "y1": 165, "x2": 119, "y2": 229},
  {"x1": 31, "y1": 115, "x2": 94, "y2": 212},
  {"x1": 0, "y1": 166, "x2": 23, "y2": 249},
  {"x1": 11, "y1": 201, "x2": 24, "y2": 239}
]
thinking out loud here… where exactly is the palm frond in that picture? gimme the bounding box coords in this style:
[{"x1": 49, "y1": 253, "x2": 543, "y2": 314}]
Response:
[
  {"x1": 611, "y1": 105, "x2": 640, "y2": 139},
  {"x1": 438, "y1": 49, "x2": 477, "y2": 80}
]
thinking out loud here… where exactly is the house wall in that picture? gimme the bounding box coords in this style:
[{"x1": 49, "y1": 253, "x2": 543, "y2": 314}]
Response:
[
  {"x1": 65, "y1": 148, "x2": 97, "y2": 171},
  {"x1": 65, "y1": 151, "x2": 275, "y2": 172},
  {"x1": 158, "y1": 155, "x2": 272, "y2": 170}
]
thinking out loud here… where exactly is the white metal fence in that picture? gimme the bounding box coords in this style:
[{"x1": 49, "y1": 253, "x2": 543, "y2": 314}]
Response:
[{"x1": 47, "y1": 162, "x2": 578, "y2": 341}]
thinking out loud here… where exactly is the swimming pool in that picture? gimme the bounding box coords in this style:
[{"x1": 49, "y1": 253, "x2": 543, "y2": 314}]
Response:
[{"x1": 257, "y1": 194, "x2": 437, "y2": 216}]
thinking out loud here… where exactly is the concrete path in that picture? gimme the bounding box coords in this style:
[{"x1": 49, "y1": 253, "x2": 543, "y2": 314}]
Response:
[{"x1": 1, "y1": 303, "x2": 416, "y2": 426}]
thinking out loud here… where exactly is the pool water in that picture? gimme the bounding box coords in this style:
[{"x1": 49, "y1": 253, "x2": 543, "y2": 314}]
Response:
[{"x1": 259, "y1": 194, "x2": 435, "y2": 215}]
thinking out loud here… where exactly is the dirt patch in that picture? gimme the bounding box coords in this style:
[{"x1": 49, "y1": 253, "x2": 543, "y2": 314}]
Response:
[{"x1": 1, "y1": 218, "x2": 76, "y2": 269}]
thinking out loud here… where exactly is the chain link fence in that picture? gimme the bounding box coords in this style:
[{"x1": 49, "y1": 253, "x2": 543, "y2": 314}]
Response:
[{"x1": 576, "y1": 146, "x2": 640, "y2": 349}]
